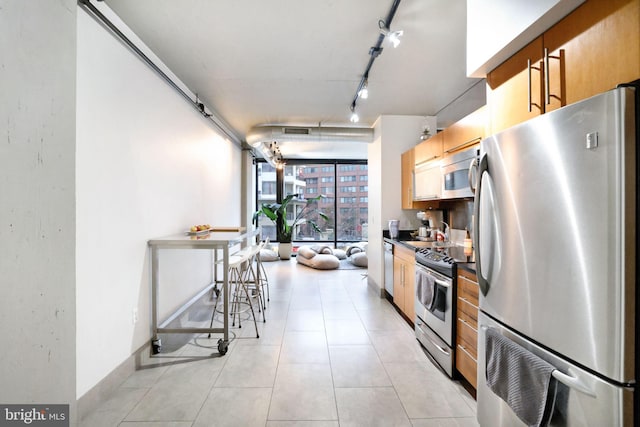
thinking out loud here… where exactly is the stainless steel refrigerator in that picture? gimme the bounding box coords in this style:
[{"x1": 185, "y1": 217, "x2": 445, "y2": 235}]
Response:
[{"x1": 474, "y1": 86, "x2": 638, "y2": 426}]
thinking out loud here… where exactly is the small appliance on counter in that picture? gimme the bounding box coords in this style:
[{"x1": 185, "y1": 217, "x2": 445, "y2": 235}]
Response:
[
  {"x1": 417, "y1": 210, "x2": 443, "y2": 240},
  {"x1": 388, "y1": 219, "x2": 399, "y2": 239}
]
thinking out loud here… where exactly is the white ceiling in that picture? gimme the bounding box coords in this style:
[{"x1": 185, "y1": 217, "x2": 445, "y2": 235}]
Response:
[{"x1": 104, "y1": 0, "x2": 482, "y2": 158}]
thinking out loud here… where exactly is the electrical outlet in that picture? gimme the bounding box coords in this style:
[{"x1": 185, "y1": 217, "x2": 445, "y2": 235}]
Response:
[{"x1": 132, "y1": 308, "x2": 138, "y2": 324}]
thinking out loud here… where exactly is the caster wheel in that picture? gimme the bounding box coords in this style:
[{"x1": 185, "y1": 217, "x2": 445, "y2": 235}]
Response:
[
  {"x1": 214, "y1": 287, "x2": 220, "y2": 298},
  {"x1": 152, "y1": 338, "x2": 162, "y2": 354},
  {"x1": 217, "y1": 339, "x2": 229, "y2": 355}
]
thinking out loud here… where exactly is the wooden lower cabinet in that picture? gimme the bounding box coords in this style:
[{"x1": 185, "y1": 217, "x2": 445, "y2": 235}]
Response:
[
  {"x1": 455, "y1": 268, "x2": 479, "y2": 389},
  {"x1": 393, "y1": 244, "x2": 416, "y2": 323}
]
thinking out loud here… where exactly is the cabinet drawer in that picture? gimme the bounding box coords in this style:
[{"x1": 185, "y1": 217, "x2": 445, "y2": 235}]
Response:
[
  {"x1": 457, "y1": 273, "x2": 479, "y2": 303},
  {"x1": 458, "y1": 296, "x2": 477, "y2": 314},
  {"x1": 457, "y1": 299, "x2": 478, "y2": 328},
  {"x1": 457, "y1": 318, "x2": 478, "y2": 357},
  {"x1": 456, "y1": 343, "x2": 478, "y2": 389}
]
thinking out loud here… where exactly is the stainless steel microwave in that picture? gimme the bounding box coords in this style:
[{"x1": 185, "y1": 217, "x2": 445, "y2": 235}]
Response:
[{"x1": 440, "y1": 146, "x2": 478, "y2": 199}]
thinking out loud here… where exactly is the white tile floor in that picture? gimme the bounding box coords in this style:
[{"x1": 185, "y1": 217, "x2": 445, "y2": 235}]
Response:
[{"x1": 80, "y1": 259, "x2": 479, "y2": 427}]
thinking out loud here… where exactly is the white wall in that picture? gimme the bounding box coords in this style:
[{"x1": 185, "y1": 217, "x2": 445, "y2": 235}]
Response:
[
  {"x1": 367, "y1": 116, "x2": 433, "y2": 294},
  {"x1": 0, "y1": 0, "x2": 78, "y2": 418},
  {"x1": 466, "y1": 0, "x2": 584, "y2": 77},
  {"x1": 75, "y1": 8, "x2": 241, "y2": 398}
]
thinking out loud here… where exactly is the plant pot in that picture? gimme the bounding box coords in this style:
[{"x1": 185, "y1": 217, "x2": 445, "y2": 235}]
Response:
[{"x1": 278, "y1": 242, "x2": 293, "y2": 260}]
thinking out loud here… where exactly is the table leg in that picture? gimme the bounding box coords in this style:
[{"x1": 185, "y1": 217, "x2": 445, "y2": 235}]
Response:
[{"x1": 151, "y1": 246, "x2": 161, "y2": 354}]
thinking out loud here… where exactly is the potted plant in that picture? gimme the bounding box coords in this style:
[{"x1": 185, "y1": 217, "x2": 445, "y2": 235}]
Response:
[{"x1": 253, "y1": 193, "x2": 329, "y2": 259}]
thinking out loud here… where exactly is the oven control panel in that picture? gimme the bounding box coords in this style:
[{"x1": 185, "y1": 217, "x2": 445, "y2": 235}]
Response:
[{"x1": 415, "y1": 248, "x2": 455, "y2": 276}]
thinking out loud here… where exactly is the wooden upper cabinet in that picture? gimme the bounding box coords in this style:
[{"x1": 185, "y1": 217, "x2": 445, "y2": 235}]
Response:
[
  {"x1": 544, "y1": 0, "x2": 640, "y2": 113},
  {"x1": 443, "y1": 106, "x2": 487, "y2": 154},
  {"x1": 401, "y1": 147, "x2": 440, "y2": 210},
  {"x1": 401, "y1": 148, "x2": 416, "y2": 209},
  {"x1": 487, "y1": 0, "x2": 640, "y2": 133},
  {"x1": 487, "y1": 36, "x2": 544, "y2": 134},
  {"x1": 414, "y1": 132, "x2": 443, "y2": 165}
]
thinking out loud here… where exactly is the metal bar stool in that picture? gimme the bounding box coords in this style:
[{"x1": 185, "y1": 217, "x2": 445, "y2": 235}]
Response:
[{"x1": 208, "y1": 250, "x2": 259, "y2": 338}]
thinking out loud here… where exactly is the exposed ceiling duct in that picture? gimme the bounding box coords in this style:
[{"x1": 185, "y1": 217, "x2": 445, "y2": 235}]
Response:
[
  {"x1": 247, "y1": 125, "x2": 374, "y2": 161},
  {"x1": 246, "y1": 125, "x2": 374, "y2": 147}
]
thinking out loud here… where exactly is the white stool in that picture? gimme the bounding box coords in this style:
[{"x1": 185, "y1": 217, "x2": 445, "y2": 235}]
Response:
[{"x1": 208, "y1": 251, "x2": 260, "y2": 338}]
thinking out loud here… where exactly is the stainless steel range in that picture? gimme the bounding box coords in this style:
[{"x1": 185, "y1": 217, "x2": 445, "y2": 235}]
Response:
[{"x1": 414, "y1": 245, "x2": 469, "y2": 377}]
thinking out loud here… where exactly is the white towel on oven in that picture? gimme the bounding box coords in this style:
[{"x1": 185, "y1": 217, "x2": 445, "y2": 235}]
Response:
[{"x1": 415, "y1": 269, "x2": 436, "y2": 311}]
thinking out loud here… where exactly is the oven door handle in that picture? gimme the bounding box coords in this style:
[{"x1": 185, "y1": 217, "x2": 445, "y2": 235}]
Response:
[
  {"x1": 416, "y1": 266, "x2": 451, "y2": 287},
  {"x1": 434, "y1": 278, "x2": 450, "y2": 288},
  {"x1": 423, "y1": 332, "x2": 450, "y2": 356}
]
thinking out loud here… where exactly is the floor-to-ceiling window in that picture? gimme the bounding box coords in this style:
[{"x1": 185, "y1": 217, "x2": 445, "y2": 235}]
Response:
[
  {"x1": 256, "y1": 162, "x2": 277, "y2": 241},
  {"x1": 255, "y1": 159, "x2": 367, "y2": 247}
]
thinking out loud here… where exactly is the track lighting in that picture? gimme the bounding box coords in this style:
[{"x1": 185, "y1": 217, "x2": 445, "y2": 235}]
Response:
[{"x1": 347, "y1": 0, "x2": 403, "y2": 122}]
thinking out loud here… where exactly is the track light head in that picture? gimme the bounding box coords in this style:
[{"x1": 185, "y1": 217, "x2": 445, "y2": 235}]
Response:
[
  {"x1": 349, "y1": 103, "x2": 359, "y2": 123},
  {"x1": 358, "y1": 79, "x2": 369, "y2": 99},
  {"x1": 378, "y1": 20, "x2": 403, "y2": 48},
  {"x1": 388, "y1": 30, "x2": 403, "y2": 48}
]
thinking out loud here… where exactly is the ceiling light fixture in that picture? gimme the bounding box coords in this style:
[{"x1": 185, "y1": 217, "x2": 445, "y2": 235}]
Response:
[
  {"x1": 358, "y1": 79, "x2": 369, "y2": 99},
  {"x1": 350, "y1": 102, "x2": 360, "y2": 123},
  {"x1": 348, "y1": 0, "x2": 402, "y2": 123},
  {"x1": 257, "y1": 141, "x2": 286, "y2": 168},
  {"x1": 378, "y1": 20, "x2": 403, "y2": 48}
]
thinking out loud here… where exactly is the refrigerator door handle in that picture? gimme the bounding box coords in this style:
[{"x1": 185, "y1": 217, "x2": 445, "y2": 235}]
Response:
[
  {"x1": 474, "y1": 153, "x2": 490, "y2": 296},
  {"x1": 552, "y1": 369, "x2": 597, "y2": 398},
  {"x1": 468, "y1": 157, "x2": 478, "y2": 194}
]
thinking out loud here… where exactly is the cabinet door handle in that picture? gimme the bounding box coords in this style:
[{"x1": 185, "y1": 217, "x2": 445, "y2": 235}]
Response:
[
  {"x1": 527, "y1": 58, "x2": 532, "y2": 113},
  {"x1": 544, "y1": 48, "x2": 550, "y2": 106},
  {"x1": 527, "y1": 58, "x2": 542, "y2": 113},
  {"x1": 458, "y1": 296, "x2": 479, "y2": 310},
  {"x1": 445, "y1": 137, "x2": 482, "y2": 154},
  {"x1": 415, "y1": 155, "x2": 439, "y2": 167},
  {"x1": 459, "y1": 318, "x2": 478, "y2": 333},
  {"x1": 458, "y1": 275, "x2": 478, "y2": 285},
  {"x1": 457, "y1": 344, "x2": 477, "y2": 363}
]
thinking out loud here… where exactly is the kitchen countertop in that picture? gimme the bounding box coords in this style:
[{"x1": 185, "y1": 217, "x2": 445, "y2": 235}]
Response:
[
  {"x1": 457, "y1": 262, "x2": 476, "y2": 275},
  {"x1": 384, "y1": 237, "x2": 433, "y2": 251}
]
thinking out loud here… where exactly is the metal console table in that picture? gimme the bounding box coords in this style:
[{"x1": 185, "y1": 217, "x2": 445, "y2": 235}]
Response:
[{"x1": 147, "y1": 228, "x2": 260, "y2": 355}]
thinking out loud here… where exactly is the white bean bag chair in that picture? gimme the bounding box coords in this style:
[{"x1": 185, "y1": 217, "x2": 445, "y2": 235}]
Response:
[
  {"x1": 349, "y1": 251, "x2": 368, "y2": 267},
  {"x1": 332, "y1": 249, "x2": 347, "y2": 260},
  {"x1": 296, "y1": 246, "x2": 340, "y2": 270},
  {"x1": 346, "y1": 242, "x2": 368, "y2": 267}
]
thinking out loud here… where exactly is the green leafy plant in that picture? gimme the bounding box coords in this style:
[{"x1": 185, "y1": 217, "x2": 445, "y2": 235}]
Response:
[{"x1": 253, "y1": 194, "x2": 329, "y2": 243}]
